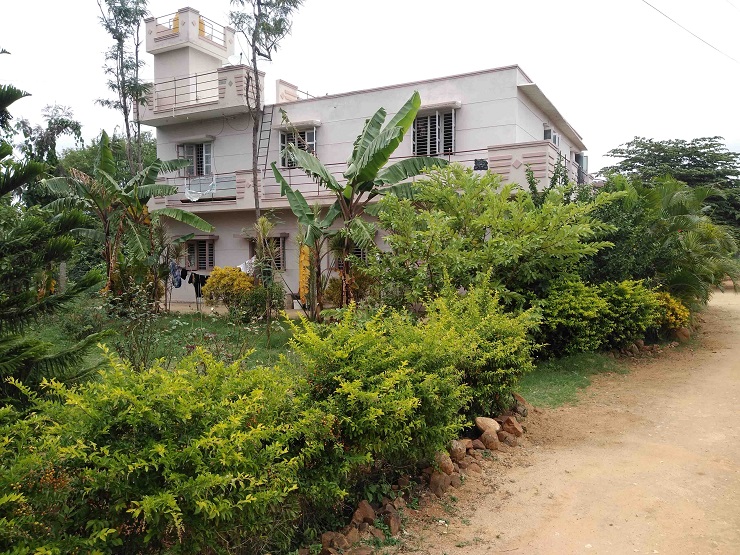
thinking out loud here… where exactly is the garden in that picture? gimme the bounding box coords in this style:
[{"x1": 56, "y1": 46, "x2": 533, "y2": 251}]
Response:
[{"x1": 3, "y1": 50, "x2": 740, "y2": 555}]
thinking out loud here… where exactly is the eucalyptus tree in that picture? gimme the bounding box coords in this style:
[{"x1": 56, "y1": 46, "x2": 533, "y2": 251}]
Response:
[
  {"x1": 97, "y1": 0, "x2": 149, "y2": 173},
  {"x1": 273, "y1": 91, "x2": 448, "y2": 308},
  {"x1": 229, "y1": 0, "x2": 303, "y2": 220}
]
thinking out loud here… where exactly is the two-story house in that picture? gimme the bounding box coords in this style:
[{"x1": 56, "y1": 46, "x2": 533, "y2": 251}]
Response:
[{"x1": 141, "y1": 7, "x2": 590, "y2": 305}]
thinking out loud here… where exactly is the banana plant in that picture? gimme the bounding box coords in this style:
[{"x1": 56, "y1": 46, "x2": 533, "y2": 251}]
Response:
[
  {"x1": 44, "y1": 131, "x2": 214, "y2": 291},
  {"x1": 273, "y1": 91, "x2": 448, "y2": 308}
]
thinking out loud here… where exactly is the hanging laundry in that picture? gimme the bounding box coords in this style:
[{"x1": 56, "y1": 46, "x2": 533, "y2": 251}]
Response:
[
  {"x1": 238, "y1": 256, "x2": 257, "y2": 274},
  {"x1": 180, "y1": 267, "x2": 188, "y2": 280},
  {"x1": 170, "y1": 261, "x2": 182, "y2": 288},
  {"x1": 188, "y1": 273, "x2": 210, "y2": 298}
]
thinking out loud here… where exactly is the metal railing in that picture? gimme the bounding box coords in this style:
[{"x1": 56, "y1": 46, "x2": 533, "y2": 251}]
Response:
[
  {"x1": 146, "y1": 66, "x2": 257, "y2": 114},
  {"x1": 198, "y1": 16, "x2": 226, "y2": 47},
  {"x1": 161, "y1": 173, "x2": 238, "y2": 203},
  {"x1": 260, "y1": 149, "x2": 492, "y2": 199},
  {"x1": 149, "y1": 71, "x2": 220, "y2": 111},
  {"x1": 153, "y1": 12, "x2": 180, "y2": 39}
]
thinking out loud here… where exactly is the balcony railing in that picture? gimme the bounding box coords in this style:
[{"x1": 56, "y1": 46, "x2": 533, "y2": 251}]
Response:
[
  {"x1": 150, "y1": 71, "x2": 220, "y2": 112},
  {"x1": 141, "y1": 66, "x2": 259, "y2": 123},
  {"x1": 152, "y1": 12, "x2": 180, "y2": 40},
  {"x1": 198, "y1": 16, "x2": 226, "y2": 47},
  {"x1": 161, "y1": 173, "x2": 238, "y2": 204}
]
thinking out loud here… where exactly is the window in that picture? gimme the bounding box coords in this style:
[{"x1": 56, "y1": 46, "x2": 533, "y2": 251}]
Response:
[
  {"x1": 177, "y1": 142, "x2": 212, "y2": 176},
  {"x1": 252, "y1": 237, "x2": 287, "y2": 271},
  {"x1": 280, "y1": 128, "x2": 316, "y2": 167},
  {"x1": 186, "y1": 239, "x2": 215, "y2": 271},
  {"x1": 544, "y1": 129, "x2": 560, "y2": 148},
  {"x1": 413, "y1": 111, "x2": 455, "y2": 156},
  {"x1": 334, "y1": 245, "x2": 368, "y2": 271}
]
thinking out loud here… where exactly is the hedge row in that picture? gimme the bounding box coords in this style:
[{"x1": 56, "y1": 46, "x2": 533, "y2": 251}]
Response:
[
  {"x1": 0, "y1": 281, "x2": 688, "y2": 553},
  {"x1": 0, "y1": 284, "x2": 535, "y2": 554}
]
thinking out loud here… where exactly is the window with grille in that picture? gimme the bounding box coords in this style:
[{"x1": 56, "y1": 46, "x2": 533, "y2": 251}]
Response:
[
  {"x1": 334, "y1": 245, "x2": 368, "y2": 271},
  {"x1": 413, "y1": 111, "x2": 455, "y2": 156},
  {"x1": 177, "y1": 142, "x2": 213, "y2": 176},
  {"x1": 259, "y1": 237, "x2": 286, "y2": 271},
  {"x1": 280, "y1": 129, "x2": 316, "y2": 167},
  {"x1": 186, "y1": 240, "x2": 215, "y2": 271}
]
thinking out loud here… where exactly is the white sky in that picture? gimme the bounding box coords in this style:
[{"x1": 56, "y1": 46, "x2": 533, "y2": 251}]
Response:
[{"x1": 3, "y1": 0, "x2": 740, "y2": 172}]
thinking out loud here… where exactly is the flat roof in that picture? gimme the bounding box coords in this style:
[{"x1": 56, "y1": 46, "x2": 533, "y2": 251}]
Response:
[{"x1": 275, "y1": 65, "x2": 586, "y2": 151}]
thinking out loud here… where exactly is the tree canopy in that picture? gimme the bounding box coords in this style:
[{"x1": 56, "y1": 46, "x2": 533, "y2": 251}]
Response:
[{"x1": 602, "y1": 136, "x2": 740, "y2": 235}]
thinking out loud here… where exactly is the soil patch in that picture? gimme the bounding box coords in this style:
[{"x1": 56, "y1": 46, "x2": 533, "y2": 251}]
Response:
[{"x1": 394, "y1": 292, "x2": 740, "y2": 554}]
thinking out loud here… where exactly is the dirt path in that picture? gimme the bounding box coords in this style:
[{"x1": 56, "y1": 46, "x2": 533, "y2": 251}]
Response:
[{"x1": 399, "y1": 292, "x2": 740, "y2": 555}]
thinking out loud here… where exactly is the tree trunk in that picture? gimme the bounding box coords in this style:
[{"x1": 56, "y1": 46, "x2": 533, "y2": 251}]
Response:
[
  {"x1": 134, "y1": 22, "x2": 143, "y2": 172},
  {"x1": 251, "y1": 47, "x2": 261, "y2": 221},
  {"x1": 117, "y1": 37, "x2": 135, "y2": 175}
]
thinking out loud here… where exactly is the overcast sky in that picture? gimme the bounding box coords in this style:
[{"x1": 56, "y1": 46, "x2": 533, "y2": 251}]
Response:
[{"x1": 3, "y1": 0, "x2": 740, "y2": 171}]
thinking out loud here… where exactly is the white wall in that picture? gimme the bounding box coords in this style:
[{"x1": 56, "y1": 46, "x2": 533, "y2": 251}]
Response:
[{"x1": 153, "y1": 65, "x2": 589, "y2": 298}]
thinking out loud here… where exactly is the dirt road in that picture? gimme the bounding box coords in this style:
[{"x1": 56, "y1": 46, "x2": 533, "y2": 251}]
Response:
[{"x1": 401, "y1": 292, "x2": 740, "y2": 554}]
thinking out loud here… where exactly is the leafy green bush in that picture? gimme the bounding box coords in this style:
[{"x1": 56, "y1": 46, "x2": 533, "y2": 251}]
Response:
[
  {"x1": 538, "y1": 279, "x2": 610, "y2": 357},
  {"x1": 229, "y1": 282, "x2": 285, "y2": 322},
  {"x1": 654, "y1": 291, "x2": 690, "y2": 333},
  {"x1": 426, "y1": 284, "x2": 539, "y2": 416},
  {"x1": 0, "y1": 349, "x2": 344, "y2": 554},
  {"x1": 323, "y1": 269, "x2": 375, "y2": 307},
  {"x1": 598, "y1": 280, "x2": 661, "y2": 348},
  {"x1": 288, "y1": 306, "x2": 469, "y2": 473},
  {"x1": 201, "y1": 266, "x2": 254, "y2": 307},
  {"x1": 368, "y1": 165, "x2": 618, "y2": 307}
]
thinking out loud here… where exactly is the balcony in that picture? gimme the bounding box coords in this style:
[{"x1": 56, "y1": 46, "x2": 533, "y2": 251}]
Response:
[
  {"x1": 145, "y1": 8, "x2": 234, "y2": 57},
  {"x1": 139, "y1": 65, "x2": 263, "y2": 126},
  {"x1": 148, "y1": 171, "x2": 253, "y2": 213}
]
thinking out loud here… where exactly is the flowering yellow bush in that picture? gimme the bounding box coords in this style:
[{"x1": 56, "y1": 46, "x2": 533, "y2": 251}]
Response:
[
  {"x1": 201, "y1": 266, "x2": 254, "y2": 307},
  {"x1": 654, "y1": 292, "x2": 690, "y2": 331}
]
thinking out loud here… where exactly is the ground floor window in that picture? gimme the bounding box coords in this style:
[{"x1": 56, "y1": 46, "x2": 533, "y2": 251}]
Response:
[
  {"x1": 250, "y1": 236, "x2": 287, "y2": 271},
  {"x1": 186, "y1": 239, "x2": 215, "y2": 271}
]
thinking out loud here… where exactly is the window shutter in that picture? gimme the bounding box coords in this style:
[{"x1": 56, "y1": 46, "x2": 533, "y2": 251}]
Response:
[
  {"x1": 197, "y1": 241, "x2": 207, "y2": 270},
  {"x1": 442, "y1": 111, "x2": 455, "y2": 154},
  {"x1": 184, "y1": 144, "x2": 196, "y2": 176},
  {"x1": 429, "y1": 114, "x2": 438, "y2": 156},
  {"x1": 203, "y1": 143, "x2": 212, "y2": 175}
]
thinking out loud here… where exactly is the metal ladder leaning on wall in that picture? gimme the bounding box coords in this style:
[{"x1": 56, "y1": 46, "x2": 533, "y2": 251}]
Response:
[{"x1": 257, "y1": 105, "x2": 274, "y2": 178}]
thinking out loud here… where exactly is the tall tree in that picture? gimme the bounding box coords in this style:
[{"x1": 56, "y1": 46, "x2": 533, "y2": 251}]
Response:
[
  {"x1": 0, "y1": 56, "x2": 106, "y2": 404},
  {"x1": 97, "y1": 0, "x2": 149, "y2": 174},
  {"x1": 14, "y1": 104, "x2": 83, "y2": 206},
  {"x1": 229, "y1": 0, "x2": 303, "y2": 221},
  {"x1": 602, "y1": 136, "x2": 740, "y2": 235}
]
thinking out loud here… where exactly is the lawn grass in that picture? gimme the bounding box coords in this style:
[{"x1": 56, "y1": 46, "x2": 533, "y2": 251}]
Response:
[
  {"x1": 150, "y1": 311, "x2": 293, "y2": 366},
  {"x1": 27, "y1": 297, "x2": 293, "y2": 371},
  {"x1": 517, "y1": 352, "x2": 628, "y2": 408}
]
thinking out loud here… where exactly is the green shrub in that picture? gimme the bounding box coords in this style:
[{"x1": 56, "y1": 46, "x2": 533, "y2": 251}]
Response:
[
  {"x1": 201, "y1": 266, "x2": 254, "y2": 307},
  {"x1": 229, "y1": 282, "x2": 285, "y2": 322},
  {"x1": 427, "y1": 284, "x2": 539, "y2": 416},
  {"x1": 288, "y1": 306, "x2": 469, "y2": 474},
  {"x1": 0, "y1": 349, "x2": 344, "y2": 554},
  {"x1": 538, "y1": 279, "x2": 610, "y2": 357},
  {"x1": 324, "y1": 269, "x2": 375, "y2": 307},
  {"x1": 653, "y1": 291, "x2": 690, "y2": 333},
  {"x1": 599, "y1": 280, "x2": 662, "y2": 348}
]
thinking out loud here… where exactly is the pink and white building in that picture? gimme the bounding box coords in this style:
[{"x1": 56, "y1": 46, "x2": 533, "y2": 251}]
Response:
[{"x1": 141, "y1": 7, "x2": 590, "y2": 304}]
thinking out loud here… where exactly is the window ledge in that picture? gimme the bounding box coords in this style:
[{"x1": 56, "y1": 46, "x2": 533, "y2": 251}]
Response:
[
  {"x1": 273, "y1": 119, "x2": 322, "y2": 131},
  {"x1": 418, "y1": 101, "x2": 462, "y2": 113}
]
